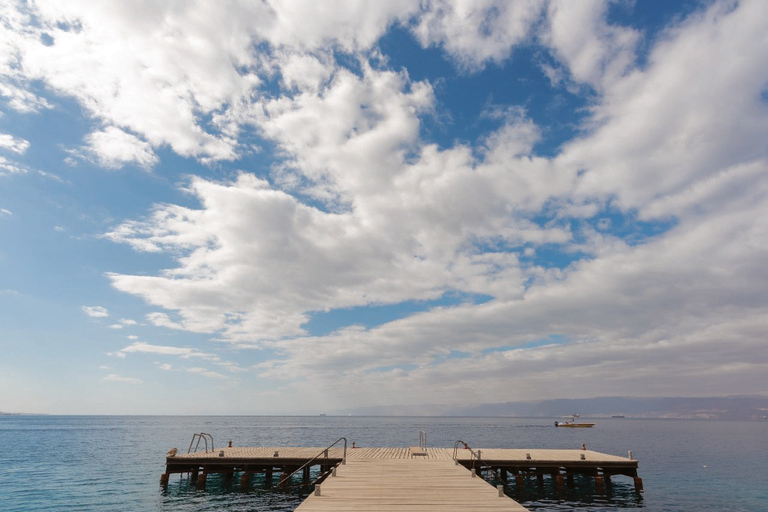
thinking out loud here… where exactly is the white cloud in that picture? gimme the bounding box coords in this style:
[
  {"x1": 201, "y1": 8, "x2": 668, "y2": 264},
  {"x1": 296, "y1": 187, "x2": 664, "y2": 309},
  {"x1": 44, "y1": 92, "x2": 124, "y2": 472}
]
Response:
[
  {"x1": 0, "y1": 156, "x2": 25, "y2": 175},
  {"x1": 186, "y1": 367, "x2": 228, "y2": 379},
  {"x1": 0, "y1": 133, "x2": 30, "y2": 154},
  {"x1": 103, "y1": 373, "x2": 142, "y2": 384},
  {"x1": 543, "y1": 0, "x2": 639, "y2": 91},
  {"x1": 82, "y1": 305, "x2": 109, "y2": 318},
  {"x1": 0, "y1": 208, "x2": 11, "y2": 216},
  {"x1": 110, "y1": 341, "x2": 219, "y2": 361},
  {"x1": 565, "y1": 0, "x2": 768, "y2": 213},
  {"x1": 2, "y1": 1, "x2": 763, "y2": 410},
  {"x1": 81, "y1": 127, "x2": 158, "y2": 170},
  {"x1": 413, "y1": 0, "x2": 544, "y2": 71}
]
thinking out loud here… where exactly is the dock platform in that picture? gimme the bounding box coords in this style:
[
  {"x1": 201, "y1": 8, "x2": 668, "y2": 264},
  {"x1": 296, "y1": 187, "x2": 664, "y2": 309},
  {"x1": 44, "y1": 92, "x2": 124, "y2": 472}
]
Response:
[{"x1": 162, "y1": 443, "x2": 643, "y2": 508}]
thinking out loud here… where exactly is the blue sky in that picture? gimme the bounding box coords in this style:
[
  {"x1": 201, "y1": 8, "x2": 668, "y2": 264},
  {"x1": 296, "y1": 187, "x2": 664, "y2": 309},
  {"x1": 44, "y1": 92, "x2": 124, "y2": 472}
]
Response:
[{"x1": 1, "y1": 0, "x2": 767, "y2": 414}]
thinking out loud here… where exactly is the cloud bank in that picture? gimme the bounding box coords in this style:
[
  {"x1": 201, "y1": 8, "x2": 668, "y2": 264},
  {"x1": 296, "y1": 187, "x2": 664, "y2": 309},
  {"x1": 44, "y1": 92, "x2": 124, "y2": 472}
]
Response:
[{"x1": 3, "y1": 0, "x2": 767, "y2": 411}]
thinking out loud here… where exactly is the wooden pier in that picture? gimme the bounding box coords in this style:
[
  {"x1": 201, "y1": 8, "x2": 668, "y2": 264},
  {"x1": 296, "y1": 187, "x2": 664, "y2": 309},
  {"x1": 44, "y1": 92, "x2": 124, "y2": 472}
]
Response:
[
  {"x1": 162, "y1": 441, "x2": 643, "y2": 510},
  {"x1": 296, "y1": 457, "x2": 528, "y2": 511}
]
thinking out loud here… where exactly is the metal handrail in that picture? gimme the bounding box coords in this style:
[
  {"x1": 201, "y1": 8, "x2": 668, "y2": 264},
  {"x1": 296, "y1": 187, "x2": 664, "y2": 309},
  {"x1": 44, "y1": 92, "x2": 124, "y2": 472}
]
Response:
[
  {"x1": 453, "y1": 440, "x2": 483, "y2": 470},
  {"x1": 187, "y1": 433, "x2": 214, "y2": 453},
  {"x1": 278, "y1": 437, "x2": 347, "y2": 487}
]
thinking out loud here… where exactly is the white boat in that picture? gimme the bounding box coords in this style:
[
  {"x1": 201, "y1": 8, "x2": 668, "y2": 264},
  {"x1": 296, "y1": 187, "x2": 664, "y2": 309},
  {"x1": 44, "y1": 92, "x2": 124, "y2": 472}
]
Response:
[{"x1": 555, "y1": 415, "x2": 595, "y2": 428}]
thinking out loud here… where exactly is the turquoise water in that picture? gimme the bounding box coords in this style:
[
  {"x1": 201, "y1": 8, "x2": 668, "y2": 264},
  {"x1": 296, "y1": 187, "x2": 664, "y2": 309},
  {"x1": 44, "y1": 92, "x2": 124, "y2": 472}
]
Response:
[{"x1": 1, "y1": 415, "x2": 766, "y2": 511}]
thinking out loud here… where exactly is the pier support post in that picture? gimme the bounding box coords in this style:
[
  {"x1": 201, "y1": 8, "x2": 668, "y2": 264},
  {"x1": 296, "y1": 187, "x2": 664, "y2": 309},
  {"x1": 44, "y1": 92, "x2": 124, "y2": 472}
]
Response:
[
  {"x1": 566, "y1": 470, "x2": 575, "y2": 488},
  {"x1": 279, "y1": 470, "x2": 291, "y2": 488},
  {"x1": 595, "y1": 476, "x2": 605, "y2": 493},
  {"x1": 303, "y1": 466, "x2": 310, "y2": 485},
  {"x1": 555, "y1": 474, "x2": 565, "y2": 492},
  {"x1": 536, "y1": 469, "x2": 545, "y2": 486},
  {"x1": 240, "y1": 472, "x2": 251, "y2": 489},
  {"x1": 264, "y1": 467, "x2": 273, "y2": 487},
  {"x1": 634, "y1": 477, "x2": 644, "y2": 492},
  {"x1": 160, "y1": 473, "x2": 170, "y2": 486},
  {"x1": 515, "y1": 473, "x2": 524, "y2": 490},
  {"x1": 197, "y1": 472, "x2": 207, "y2": 490},
  {"x1": 190, "y1": 469, "x2": 199, "y2": 483}
]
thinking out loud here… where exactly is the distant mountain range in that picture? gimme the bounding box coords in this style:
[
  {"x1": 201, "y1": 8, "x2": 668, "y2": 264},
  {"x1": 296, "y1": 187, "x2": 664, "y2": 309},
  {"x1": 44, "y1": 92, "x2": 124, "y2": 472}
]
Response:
[{"x1": 335, "y1": 395, "x2": 768, "y2": 420}]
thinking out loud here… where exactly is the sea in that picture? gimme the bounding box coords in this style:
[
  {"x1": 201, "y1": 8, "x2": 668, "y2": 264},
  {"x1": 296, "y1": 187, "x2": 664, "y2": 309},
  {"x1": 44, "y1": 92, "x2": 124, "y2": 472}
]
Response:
[{"x1": 0, "y1": 415, "x2": 766, "y2": 511}]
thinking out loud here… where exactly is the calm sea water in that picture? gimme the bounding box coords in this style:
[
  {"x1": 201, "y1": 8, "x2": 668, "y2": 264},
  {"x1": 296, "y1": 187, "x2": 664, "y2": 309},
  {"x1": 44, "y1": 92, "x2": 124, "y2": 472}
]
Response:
[{"x1": 0, "y1": 415, "x2": 766, "y2": 511}]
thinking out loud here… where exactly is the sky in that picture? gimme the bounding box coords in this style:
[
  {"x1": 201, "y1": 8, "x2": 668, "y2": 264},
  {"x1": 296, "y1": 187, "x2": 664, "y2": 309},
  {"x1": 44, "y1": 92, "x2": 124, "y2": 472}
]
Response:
[{"x1": 1, "y1": 0, "x2": 767, "y2": 415}]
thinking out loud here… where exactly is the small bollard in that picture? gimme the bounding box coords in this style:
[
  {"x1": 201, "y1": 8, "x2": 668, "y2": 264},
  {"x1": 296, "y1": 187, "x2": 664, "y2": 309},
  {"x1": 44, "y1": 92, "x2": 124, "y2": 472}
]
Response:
[
  {"x1": 471, "y1": 468, "x2": 477, "y2": 478},
  {"x1": 497, "y1": 484, "x2": 504, "y2": 497},
  {"x1": 628, "y1": 450, "x2": 633, "y2": 460},
  {"x1": 314, "y1": 484, "x2": 321, "y2": 496},
  {"x1": 274, "y1": 450, "x2": 279, "y2": 457},
  {"x1": 219, "y1": 450, "x2": 225, "y2": 457},
  {"x1": 332, "y1": 468, "x2": 337, "y2": 477},
  {"x1": 526, "y1": 453, "x2": 531, "y2": 460},
  {"x1": 580, "y1": 453, "x2": 586, "y2": 460}
]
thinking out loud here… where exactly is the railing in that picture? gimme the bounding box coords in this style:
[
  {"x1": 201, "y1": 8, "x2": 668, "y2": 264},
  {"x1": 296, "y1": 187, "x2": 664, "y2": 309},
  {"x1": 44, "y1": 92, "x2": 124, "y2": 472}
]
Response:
[
  {"x1": 278, "y1": 437, "x2": 347, "y2": 488},
  {"x1": 453, "y1": 439, "x2": 484, "y2": 471},
  {"x1": 187, "y1": 433, "x2": 214, "y2": 453}
]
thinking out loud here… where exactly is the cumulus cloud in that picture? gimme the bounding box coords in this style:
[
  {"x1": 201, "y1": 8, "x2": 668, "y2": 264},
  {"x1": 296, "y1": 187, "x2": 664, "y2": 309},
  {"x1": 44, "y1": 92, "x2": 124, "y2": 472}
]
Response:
[
  {"x1": 543, "y1": 0, "x2": 639, "y2": 91},
  {"x1": 80, "y1": 127, "x2": 158, "y2": 170},
  {"x1": 4, "y1": 0, "x2": 766, "y2": 409},
  {"x1": 82, "y1": 305, "x2": 109, "y2": 317},
  {"x1": 413, "y1": 0, "x2": 544, "y2": 71}
]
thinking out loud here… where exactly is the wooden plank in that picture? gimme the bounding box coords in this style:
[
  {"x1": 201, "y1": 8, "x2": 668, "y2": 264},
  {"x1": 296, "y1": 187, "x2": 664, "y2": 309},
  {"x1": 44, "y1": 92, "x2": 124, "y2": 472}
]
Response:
[
  {"x1": 410, "y1": 446, "x2": 427, "y2": 457},
  {"x1": 296, "y1": 458, "x2": 529, "y2": 511}
]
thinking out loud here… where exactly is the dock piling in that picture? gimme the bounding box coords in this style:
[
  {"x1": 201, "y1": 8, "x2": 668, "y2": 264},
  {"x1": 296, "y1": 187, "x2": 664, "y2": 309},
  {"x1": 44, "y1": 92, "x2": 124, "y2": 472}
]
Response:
[
  {"x1": 555, "y1": 473, "x2": 565, "y2": 491},
  {"x1": 595, "y1": 475, "x2": 605, "y2": 493}
]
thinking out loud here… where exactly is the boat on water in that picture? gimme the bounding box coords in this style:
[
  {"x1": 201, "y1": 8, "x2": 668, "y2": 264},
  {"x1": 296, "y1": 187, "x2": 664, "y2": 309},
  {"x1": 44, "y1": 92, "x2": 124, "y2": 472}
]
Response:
[{"x1": 555, "y1": 416, "x2": 595, "y2": 428}]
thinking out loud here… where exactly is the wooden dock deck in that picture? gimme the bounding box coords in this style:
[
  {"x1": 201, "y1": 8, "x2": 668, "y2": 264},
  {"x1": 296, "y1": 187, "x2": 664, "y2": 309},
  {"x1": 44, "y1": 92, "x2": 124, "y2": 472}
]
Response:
[
  {"x1": 295, "y1": 458, "x2": 529, "y2": 511},
  {"x1": 163, "y1": 444, "x2": 643, "y2": 505}
]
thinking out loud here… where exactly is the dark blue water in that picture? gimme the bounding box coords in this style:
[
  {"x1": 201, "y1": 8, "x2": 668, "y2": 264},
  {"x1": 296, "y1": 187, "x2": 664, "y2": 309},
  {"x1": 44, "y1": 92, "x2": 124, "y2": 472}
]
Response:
[{"x1": 0, "y1": 415, "x2": 765, "y2": 511}]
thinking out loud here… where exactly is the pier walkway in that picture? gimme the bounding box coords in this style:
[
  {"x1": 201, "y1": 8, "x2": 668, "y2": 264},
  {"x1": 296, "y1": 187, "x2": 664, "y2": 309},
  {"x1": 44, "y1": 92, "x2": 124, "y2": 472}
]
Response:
[{"x1": 295, "y1": 457, "x2": 528, "y2": 511}]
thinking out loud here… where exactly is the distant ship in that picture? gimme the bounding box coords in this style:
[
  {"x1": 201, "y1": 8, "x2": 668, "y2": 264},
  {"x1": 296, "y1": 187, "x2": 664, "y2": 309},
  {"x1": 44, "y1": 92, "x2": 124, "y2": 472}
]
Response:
[{"x1": 611, "y1": 415, "x2": 626, "y2": 418}]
